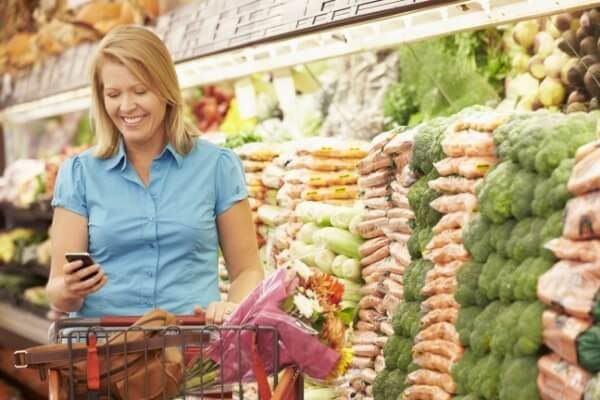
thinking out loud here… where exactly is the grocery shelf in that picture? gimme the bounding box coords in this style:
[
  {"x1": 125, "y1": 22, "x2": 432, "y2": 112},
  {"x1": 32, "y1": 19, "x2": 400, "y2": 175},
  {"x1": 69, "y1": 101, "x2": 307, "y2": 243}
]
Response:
[
  {"x1": 1, "y1": 0, "x2": 599, "y2": 124},
  {"x1": 0, "y1": 302, "x2": 50, "y2": 346}
]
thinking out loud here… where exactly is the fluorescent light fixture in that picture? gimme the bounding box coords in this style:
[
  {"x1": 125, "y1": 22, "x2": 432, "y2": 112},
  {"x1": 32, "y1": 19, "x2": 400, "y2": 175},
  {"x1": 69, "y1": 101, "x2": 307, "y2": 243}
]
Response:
[{"x1": 2, "y1": 0, "x2": 599, "y2": 124}]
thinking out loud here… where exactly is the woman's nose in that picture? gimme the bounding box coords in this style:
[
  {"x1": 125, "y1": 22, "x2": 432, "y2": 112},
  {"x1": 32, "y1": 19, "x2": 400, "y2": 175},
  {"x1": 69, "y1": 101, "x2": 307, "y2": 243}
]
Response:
[{"x1": 119, "y1": 93, "x2": 136, "y2": 112}]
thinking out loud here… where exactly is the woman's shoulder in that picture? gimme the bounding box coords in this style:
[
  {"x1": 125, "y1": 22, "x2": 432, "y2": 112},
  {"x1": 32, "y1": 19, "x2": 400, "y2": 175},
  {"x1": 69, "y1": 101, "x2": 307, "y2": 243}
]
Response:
[{"x1": 188, "y1": 138, "x2": 238, "y2": 164}]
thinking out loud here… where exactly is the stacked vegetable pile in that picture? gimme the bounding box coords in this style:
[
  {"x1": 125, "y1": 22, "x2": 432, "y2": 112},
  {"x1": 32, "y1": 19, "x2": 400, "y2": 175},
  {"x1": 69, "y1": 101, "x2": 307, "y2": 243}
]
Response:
[
  {"x1": 372, "y1": 115, "x2": 460, "y2": 400},
  {"x1": 286, "y1": 201, "x2": 365, "y2": 399},
  {"x1": 274, "y1": 138, "x2": 367, "y2": 269},
  {"x1": 396, "y1": 112, "x2": 504, "y2": 400},
  {"x1": 450, "y1": 111, "x2": 598, "y2": 400},
  {"x1": 507, "y1": 9, "x2": 600, "y2": 113},
  {"x1": 536, "y1": 133, "x2": 600, "y2": 399},
  {"x1": 236, "y1": 142, "x2": 282, "y2": 248},
  {"x1": 345, "y1": 128, "x2": 416, "y2": 398}
]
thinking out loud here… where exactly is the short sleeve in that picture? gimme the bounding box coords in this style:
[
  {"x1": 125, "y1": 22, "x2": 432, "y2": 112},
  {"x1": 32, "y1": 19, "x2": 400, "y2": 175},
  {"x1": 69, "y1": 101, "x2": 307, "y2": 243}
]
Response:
[
  {"x1": 215, "y1": 149, "x2": 248, "y2": 215},
  {"x1": 51, "y1": 156, "x2": 88, "y2": 217}
]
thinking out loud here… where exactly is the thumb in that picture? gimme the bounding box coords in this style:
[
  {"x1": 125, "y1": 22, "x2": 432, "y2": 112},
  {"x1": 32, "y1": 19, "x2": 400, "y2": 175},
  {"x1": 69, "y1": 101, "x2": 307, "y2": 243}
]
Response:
[{"x1": 193, "y1": 305, "x2": 205, "y2": 316}]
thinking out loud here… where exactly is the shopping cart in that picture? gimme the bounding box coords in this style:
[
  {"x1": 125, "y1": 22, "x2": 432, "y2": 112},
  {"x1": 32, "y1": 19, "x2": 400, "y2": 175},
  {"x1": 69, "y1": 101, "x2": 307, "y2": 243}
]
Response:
[{"x1": 15, "y1": 314, "x2": 304, "y2": 400}]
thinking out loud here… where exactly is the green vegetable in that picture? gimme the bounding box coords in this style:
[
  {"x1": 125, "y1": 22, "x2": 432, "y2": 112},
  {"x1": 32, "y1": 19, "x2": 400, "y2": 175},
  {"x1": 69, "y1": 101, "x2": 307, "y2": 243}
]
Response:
[
  {"x1": 532, "y1": 158, "x2": 574, "y2": 217},
  {"x1": 456, "y1": 260, "x2": 484, "y2": 307},
  {"x1": 403, "y1": 259, "x2": 434, "y2": 302},
  {"x1": 512, "y1": 258, "x2": 553, "y2": 301},
  {"x1": 383, "y1": 82, "x2": 419, "y2": 127},
  {"x1": 513, "y1": 301, "x2": 544, "y2": 356},
  {"x1": 457, "y1": 306, "x2": 483, "y2": 347},
  {"x1": 313, "y1": 248, "x2": 335, "y2": 274},
  {"x1": 336, "y1": 278, "x2": 362, "y2": 303},
  {"x1": 463, "y1": 214, "x2": 494, "y2": 263},
  {"x1": 298, "y1": 223, "x2": 320, "y2": 244},
  {"x1": 478, "y1": 253, "x2": 506, "y2": 301},
  {"x1": 499, "y1": 357, "x2": 539, "y2": 400},
  {"x1": 509, "y1": 170, "x2": 540, "y2": 220},
  {"x1": 331, "y1": 255, "x2": 348, "y2": 278},
  {"x1": 489, "y1": 220, "x2": 516, "y2": 258},
  {"x1": 470, "y1": 301, "x2": 505, "y2": 356},
  {"x1": 372, "y1": 369, "x2": 389, "y2": 400},
  {"x1": 407, "y1": 171, "x2": 442, "y2": 227},
  {"x1": 223, "y1": 131, "x2": 262, "y2": 149},
  {"x1": 384, "y1": 369, "x2": 408, "y2": 400},
  {"x1": 407, "y1": 229, "x2": 422, "y2": 259},
  {"x1": 497, "y1": 259, "x2": 519, "y2": 304},
  {"x1": 392, "y1": 302, "x2": 421, "y2": 338},
  {"x1": 539, "y1": 210, "x2": 564, "y2": 260},
  {"x1": 490, "y1": 301, "x2": 528, "y2": 356},
  {"x1": 383, "y1": 335, "x2": 413, "y2": 371},
  {"x1": 341, "y1": 258, "x2": 361, "y2": 282},
  {"x1": 469, "y1": 353, "x2": 503, "y2": 400},
  {"x1": 317, "y1": 227, "x2": 363, "y2": 259},
  {"x1": 478, "y1": 161, "x2": 519, "y2": 224},
  {"x1": 452, "y1": 349, "x2": 478, "y2": 395},
  {"x1": 577, "y1": 326, "x2": 600, "y2": 373},
  {"x1": 506, "y1": 218, "x2": 545, "y2": 263},
  {"x1": 330, "y1": 207, "x2": 363, "y2": 230}
]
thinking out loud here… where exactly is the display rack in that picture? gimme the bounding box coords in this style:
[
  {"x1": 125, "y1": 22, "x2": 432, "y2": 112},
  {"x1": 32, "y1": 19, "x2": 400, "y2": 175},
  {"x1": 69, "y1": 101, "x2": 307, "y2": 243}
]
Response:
[
  {"x1": 0, "y1": 302, "x2": 50, "y2": 346},
  {"x1": 1, "y1": 0, "x2": 599, "y2": 124}
]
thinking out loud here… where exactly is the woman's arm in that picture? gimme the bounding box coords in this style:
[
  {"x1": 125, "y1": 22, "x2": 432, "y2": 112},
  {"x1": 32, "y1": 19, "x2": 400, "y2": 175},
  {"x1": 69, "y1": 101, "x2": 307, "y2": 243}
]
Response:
[
  {"x1": 204, "y1": 199, "x2": 264, "y2": 323},
  {"x1": 46, "y1": 207, "x2": 107, "y2": 312}
]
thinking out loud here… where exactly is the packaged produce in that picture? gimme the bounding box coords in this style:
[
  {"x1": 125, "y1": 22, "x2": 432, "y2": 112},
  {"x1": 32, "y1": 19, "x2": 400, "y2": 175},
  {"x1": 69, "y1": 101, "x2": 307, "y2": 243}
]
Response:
[
  {"x1": 415, "y1": 322, "x2": 460, "y2": 345},
  {"x1": 433, "y1": 212, "x2": 473, "y2": 234},
  {"x1": 403, "y1": 385, "x2": 452, "y2": 400},
  {"x1": 428, "y1": 176, "x2": 482, "y2": 194},
  {"x1": 361, "y1": 185, "x2": 392, "y2": 199},
  {"x1": 358, "y1": 152, "x2": 393, "y2": 175},
  {"x1": 543, "y1": 309, "x2": 592, "y2": 365},
  {"x1": 421, "y1": 308, "x2": 459, "y2": 328},
  {"x1": 545, "y1": 238, "x2": 600, "y2": 262},
  {"x1": 537, "y1": 260, "x2": 600, "y2": 320},
  {"x1": 434, "y1": 156, "x2": 498, "y2": 178},
  {"x1": 563, "y1": 192, "x2": 600, "y2": 240},
  {"x1": 568, "y1": 141, "x2": 600, "y2": 196},
  {"x1": 387, "y1": 207, "x2": 415, "y2": 221},
  {"x1": 442, "y1": 131, "x2": 496, "y2": 157},
  {"x1": 358, "y1": 169, "x2": 393, "y2": 189},
  {"x1": 430, "y1": 193, "x2": 478, "y2": 214},
  {"x1": 538, "y1": 353, "x2": 592, "y2": 400},
  {"x1": 421, "y1": 293, "x2": 460, "y2": 313},
  {"x1": 359, "y1": 236, "x2": 391, "y2": 258}
]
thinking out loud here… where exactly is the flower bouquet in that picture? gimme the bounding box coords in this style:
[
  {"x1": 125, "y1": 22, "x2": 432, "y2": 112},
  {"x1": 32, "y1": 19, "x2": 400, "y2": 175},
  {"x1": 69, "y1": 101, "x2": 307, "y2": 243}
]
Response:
[{"x1": 182, "y1": 264, "x2": 353, "y2": 396}]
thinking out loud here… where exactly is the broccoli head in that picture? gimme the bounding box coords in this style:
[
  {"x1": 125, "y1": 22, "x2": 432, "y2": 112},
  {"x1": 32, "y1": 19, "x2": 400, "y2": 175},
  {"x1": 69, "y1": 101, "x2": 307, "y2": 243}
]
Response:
[
  {"x1": 515, "y1": 122, "x2": 547, "y2": 171},
  {"x1": 489, "y1": 220, "x2": 516, "y2": 259},
  {"x1": 372, "y1": 369, "x2": 389, "y2": 400},
  {"x1": 547, "y1": 158, "x2": 574, "y2": 210},
  {"x1": 498, "y1": 259, "x2": 518, "y2": 304},
  {"x1": 478, "y1": 253, "x2": 506, "y2": 301},
  {"x1": 478, "y1": 161, "x2": 519, "y2": 224},
  {"x1": 499, "y1": 356, "x2": 539, "y2": 400},
  {"x1": 451, "y1": 349, "x2": 478, "y2": 395},
  {"x1": 383, "y1": 335, "x2": 413, "y2": 371},
  {"x1": 456, "y1": 260, "x2": 484, "y2": 307},
  {"x1": 470, "y1": 353, "x2": 503, "y2": 400},
  {"x1": 539, "y1": 210, "x2": 564, "y2": 260},
  {"x1": 457, "y1": 306, "x2": 483, "y2": 347},
  {"x1": 509, "y1": 170, "x2": 541, "y2": 220},
  {"x1": 470, "y1": 301, "x2": 505, "y2": 356},
  {"x1": 513, "y1": 257, "x2": 553, "y2": 301},
  {"x1": 384, "y1": 368, "x2": 407, "y2": 400},
  {"x1": 407, "y1": 170, "x2": 442, "y2": 228},
  {"x1": 531, "y1": 177, "x2": 555, "y2": 218},
  {"x1": 463, "y1": 214, "x2": 494, "y2": 263},
  {"x1": 410, "y1": 117, "x2": 452, "y2": 176},
  {"x1": 513, "y1": 301, "x2": 544, "y2": 356},
  {"x1": 506, "y1": 218, "x2": 545, "y2": 263},
  {"x1": 393, "y1": 302, "x2": 421, "y2": 338},
  {"x1": 490, "y1": 301, "x2": 528, "y2": 355},
  {"x1": 407, "y1": 229, "x2": 422, "y2": 259},
  {"x1": 404, "y1": 259, "x2": 434, "y2": 302}
]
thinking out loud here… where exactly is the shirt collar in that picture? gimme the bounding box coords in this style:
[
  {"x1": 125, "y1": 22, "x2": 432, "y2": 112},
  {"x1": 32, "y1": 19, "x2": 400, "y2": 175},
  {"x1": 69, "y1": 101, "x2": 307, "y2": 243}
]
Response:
[
  {"x1": 105, "y1": 140, "x2": 184, "y2": 171},
  {"x1": 105, "y1": 140, "x2": 127, "y2": 171}
]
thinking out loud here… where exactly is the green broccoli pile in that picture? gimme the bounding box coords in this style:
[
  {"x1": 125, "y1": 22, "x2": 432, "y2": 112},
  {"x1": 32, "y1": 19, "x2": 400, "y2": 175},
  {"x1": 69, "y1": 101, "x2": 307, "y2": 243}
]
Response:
[{"x1": 452, "y1": 111, "x2": 599, "y2": 400}]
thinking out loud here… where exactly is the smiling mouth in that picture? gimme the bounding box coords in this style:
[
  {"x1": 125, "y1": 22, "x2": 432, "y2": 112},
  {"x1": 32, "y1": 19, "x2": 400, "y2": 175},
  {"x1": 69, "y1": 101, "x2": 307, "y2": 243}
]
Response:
[{"x1": 121, "y1": 115, "x2": 145, "y2": 125}]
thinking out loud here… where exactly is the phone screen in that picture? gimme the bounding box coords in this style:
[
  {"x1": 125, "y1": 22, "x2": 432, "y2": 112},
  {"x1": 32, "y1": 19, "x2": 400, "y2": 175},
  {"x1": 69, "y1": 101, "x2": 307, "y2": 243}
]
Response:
[{"x1": 65, "y1": 252, "x2": 99, "y2": 281}]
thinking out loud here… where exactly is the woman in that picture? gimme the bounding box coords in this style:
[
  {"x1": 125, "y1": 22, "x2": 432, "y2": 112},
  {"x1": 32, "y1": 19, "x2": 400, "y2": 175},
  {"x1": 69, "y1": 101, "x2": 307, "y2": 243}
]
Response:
[{"x1": 46, "y1": 26, "x2": 264, "y2": 325}]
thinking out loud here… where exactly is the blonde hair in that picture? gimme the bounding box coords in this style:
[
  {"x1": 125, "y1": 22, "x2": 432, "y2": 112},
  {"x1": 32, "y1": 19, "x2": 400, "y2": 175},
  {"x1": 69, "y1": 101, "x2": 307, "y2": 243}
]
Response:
[{"x1": 89, "y1": 25, "x2": 195, "y2": 158}]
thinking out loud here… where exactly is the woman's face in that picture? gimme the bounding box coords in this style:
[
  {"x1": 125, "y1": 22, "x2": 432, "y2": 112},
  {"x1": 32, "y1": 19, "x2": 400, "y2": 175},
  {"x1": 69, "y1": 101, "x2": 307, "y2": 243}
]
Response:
[{"x1": 101, "y1": 59, "x2": 167, "y2": 145}]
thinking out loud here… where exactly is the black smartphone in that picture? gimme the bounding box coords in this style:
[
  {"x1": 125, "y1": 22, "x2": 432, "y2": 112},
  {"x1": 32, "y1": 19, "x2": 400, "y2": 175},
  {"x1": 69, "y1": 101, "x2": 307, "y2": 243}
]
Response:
[{"x1": 65, "y1": 252, "x2": 99, "y2": 281}]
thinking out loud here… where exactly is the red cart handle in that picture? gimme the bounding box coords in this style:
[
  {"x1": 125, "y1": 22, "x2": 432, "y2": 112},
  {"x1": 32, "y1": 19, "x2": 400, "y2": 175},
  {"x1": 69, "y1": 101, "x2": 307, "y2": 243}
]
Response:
[{"x1": 99, "y1": 314, "x2": 205, "y2": 327}]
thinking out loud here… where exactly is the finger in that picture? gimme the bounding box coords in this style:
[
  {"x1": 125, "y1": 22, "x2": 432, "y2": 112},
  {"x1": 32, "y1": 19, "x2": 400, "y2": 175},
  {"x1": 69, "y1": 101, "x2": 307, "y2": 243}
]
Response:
[
  {"x1": 205, "y1": 302, "x2": 217, "y2": 325},
  {"x1": 213, "y1": 304, "x2": 226, "y2": 325},
  {"x1": 63, "y1": 260, "x2": 83, "y2": 274},
  {"x1": 74, "y1": 264, "x2": 101, "y2": 282},
  {"x1": 71, "y1": 270, "x2": 104, "y2": 293}
]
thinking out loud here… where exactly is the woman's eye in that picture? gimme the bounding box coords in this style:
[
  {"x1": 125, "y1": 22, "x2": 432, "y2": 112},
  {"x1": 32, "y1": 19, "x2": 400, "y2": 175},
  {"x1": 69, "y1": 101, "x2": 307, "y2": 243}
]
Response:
[
  {"x1": 106, "y1": 93, "x2": 119, "y2": 98},
  {"x1": 135, "y1": 90, "x2": 147, "y2": 95}
]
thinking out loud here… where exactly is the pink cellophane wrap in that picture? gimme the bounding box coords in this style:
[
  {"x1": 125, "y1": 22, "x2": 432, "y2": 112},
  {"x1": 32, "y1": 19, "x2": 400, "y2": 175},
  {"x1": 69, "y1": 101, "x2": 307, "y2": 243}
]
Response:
[{"x1": 207, "y1": 268, "x2": 341, "y2": 382}]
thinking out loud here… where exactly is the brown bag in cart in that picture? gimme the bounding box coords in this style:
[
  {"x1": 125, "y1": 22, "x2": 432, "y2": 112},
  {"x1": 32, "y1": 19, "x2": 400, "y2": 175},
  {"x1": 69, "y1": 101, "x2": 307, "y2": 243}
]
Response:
[{"x1": 13, "y1": 309, "x2": 195, "y2": 400}]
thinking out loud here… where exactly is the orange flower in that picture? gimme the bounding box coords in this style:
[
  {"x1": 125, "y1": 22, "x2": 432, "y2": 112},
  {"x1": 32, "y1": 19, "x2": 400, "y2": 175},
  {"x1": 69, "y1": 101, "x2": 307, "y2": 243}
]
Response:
[
  {"x1": 307, "y1": 271, "x2": 344, "y2": 307},
  {"x1": 321, "y1": 312, "x2": 345, "y2": 351}
]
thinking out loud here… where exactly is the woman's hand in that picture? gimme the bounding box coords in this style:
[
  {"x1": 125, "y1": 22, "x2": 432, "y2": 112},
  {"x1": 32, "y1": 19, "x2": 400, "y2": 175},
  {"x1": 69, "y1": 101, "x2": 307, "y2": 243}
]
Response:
[
  {"x1": 62, "y1": 260, "x2": 107, "y2": 299},
  {"x1": 194, "y1": 301, "x2": 238, "y2": 325}
]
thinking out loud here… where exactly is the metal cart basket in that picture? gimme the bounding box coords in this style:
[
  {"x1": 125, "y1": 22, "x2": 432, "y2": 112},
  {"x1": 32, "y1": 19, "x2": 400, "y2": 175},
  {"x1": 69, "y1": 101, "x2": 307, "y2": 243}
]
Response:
[{"x1": 15, "y1": 315, "x2": 303, "y2": 400}]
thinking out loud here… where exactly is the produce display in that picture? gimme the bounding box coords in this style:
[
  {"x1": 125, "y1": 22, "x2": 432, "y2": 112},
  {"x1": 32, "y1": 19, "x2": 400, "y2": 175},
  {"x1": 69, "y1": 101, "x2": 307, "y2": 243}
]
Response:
[
  {"x1": 344, "y1": 126, "x2": 415, "y2": 398},
  {"x1": 507, "y1": 9, "x2": 600, "y2": 113},
  {"x1": 536, "y1": 136, "x2": 600, "y2": 399}
]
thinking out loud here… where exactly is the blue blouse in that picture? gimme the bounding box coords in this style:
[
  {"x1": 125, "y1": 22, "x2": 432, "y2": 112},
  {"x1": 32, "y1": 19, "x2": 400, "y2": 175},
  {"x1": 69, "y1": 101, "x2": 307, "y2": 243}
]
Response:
[{"x1": 51, "y1": 138, "x2": 248, "y2": 317}]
